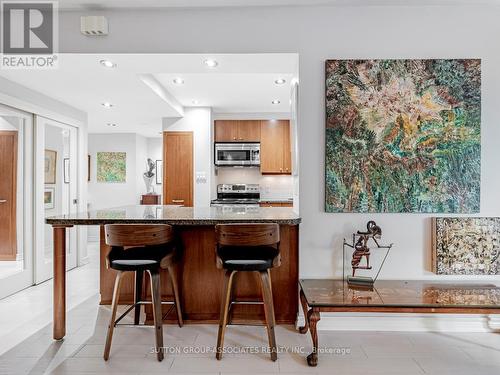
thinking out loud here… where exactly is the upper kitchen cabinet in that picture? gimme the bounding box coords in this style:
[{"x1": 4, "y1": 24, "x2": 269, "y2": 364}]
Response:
[
  {"x1": 237, "y1": 120, "x2": 261, "y2": 142},
  {"x1": 215, "y1": 120, "x2": 260, "y2": 142},
  {"x1": 260, "y1": 120, "x2": 292, "y2": 174}
]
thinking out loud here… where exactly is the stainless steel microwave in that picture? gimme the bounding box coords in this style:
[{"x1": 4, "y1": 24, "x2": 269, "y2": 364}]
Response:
[{"x1": 214, "y1": 142, "x2": 260, "y2": 166}]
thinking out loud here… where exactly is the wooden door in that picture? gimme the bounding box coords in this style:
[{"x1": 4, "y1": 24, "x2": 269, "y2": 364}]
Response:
[
  {"x1": 215, "y1": 120, "x2": 238, "y2": 142},
  {"x1": 163, "y1": 132, "x2": 193, "y2": 207},
  {"x1": 237, "y1": 120, "x2": 260, "y2": 142},
  {"x1": 260, "y1": 120, "x2": 285, "y2": 174},
  {"x1": 0, "y1": 131, "x2": 17, "y2": 260}
]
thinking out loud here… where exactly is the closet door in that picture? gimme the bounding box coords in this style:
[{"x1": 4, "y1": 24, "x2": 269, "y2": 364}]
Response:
[
  {"x1": 35, "y1": 116, "x2": 79, "y2": 283},
  {"x1": 0, "y1": 104, "x2": 33, "y2": 299},
  {"x1": 163, "y1": 131, "x2": 193, "y2": 207}
]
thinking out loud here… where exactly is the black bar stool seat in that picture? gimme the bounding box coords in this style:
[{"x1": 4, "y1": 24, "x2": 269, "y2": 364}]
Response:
[
  {"x1": 218, "y1": 245, "x2": 278, "y2": 271},
  {"x1": 108, "y1": 245, "x2": 174, "y2": 271}
]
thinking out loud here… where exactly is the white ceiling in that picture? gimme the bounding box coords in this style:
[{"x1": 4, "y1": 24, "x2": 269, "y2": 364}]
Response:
[
  {"x1": 0, "y1": 54, "x2": 298, "y2": 137},
  {"x1": 58, "y1": 0, "x2": 497, "y2": 10},
  {"x1": 156, "y1": 73, "x2": 294, "y2": 113}
]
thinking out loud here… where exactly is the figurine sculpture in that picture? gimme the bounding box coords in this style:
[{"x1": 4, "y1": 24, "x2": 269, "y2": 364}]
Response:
[
  {"x1": 351, "y1": 221, "x2": 382, "y2": 276},
  {"x1": 143, "y1": 158, "x2": 156, "y2": 194},
  {"x1": 343, "y1": 221, "x2": 393, "y2": 286}
]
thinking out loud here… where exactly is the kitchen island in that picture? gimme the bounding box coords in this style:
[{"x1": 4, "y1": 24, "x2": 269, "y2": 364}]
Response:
[{"x1": 46, "y1": 205, "x2": 301, "y2": 340}]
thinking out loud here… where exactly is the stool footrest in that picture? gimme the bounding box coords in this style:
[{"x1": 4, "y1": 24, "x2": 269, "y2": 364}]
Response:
[{"x1": 113, "y1": 301, "x2": 177, "y2": 326}]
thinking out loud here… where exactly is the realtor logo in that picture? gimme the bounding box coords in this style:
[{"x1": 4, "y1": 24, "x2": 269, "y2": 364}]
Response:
[{"x1": 1, "y1": 1, "x2": 58, "y2": 68}]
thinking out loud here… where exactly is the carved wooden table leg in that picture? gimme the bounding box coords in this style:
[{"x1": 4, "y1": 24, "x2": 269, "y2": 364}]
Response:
[
  {"x1": 298, "y1": 289, "x2": 309, "y2": 334},
  {"x1": 306, "y1": 309, "x2": 321, "y2": 367},
  {"x1": 53, "y1": 225, "x2": 71, "y2": 340}
]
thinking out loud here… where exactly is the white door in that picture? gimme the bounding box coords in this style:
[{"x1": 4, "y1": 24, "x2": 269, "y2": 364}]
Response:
[
  {"x1": 35, "y1": 116, "x2": 79, "y2": 283},
  {"x1": 0, "y1": 104, "x2": 34, "y2": 299}
]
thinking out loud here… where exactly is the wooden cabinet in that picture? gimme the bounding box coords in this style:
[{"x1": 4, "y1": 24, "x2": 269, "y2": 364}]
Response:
[
  {"x1": 260, "y1": 202, "x2": 293, "y2": 207},
  {"x1": 141, "y1": 194, "x2": 161, "y2": 205},
  {"x1": 215, "y1": 120, "x2": 260, "y2": 142},
  {"x1": 237, "y1": 120, "x2": 260, "y2": 142},
  {"x1": 163, "y1": 132, "x2": 193, "y2": 207},
  {"x1": 260, "y1": 120, "x2": 292, "y2": 174}
]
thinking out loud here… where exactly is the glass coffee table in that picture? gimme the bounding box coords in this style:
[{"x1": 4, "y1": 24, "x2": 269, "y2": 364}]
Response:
[{"x1": 299, "y1": 279, "x2": 500, "y2": 366}]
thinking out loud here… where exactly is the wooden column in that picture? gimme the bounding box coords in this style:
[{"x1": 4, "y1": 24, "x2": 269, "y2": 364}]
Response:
[{"x1": 53, "y1": 225, "x2": 72, "y2": 340}]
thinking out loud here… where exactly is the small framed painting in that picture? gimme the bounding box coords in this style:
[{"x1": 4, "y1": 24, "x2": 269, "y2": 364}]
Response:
[
  {"x1": 44, "y1": 149, "x2": 57, "y2": 184},
  {"x1": 64, "y1": 158, "x2": 70, "y2": 184},
  {"x1": 44, "y1": 187, "x2": 55, "y2": 209},
  {"x1": 155, "y1": 160, "x2": 163, "y2": 184}
]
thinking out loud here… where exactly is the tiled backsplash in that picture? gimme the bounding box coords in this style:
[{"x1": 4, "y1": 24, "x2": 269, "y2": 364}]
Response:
[{"x1": 215, "y1": 168, "x2": 293, "y2": 200}]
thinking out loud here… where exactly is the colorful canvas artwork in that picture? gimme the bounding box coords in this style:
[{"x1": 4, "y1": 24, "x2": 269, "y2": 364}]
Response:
[
  {"x1": 96, "y1": 152, "x2": 126, "y2": 183},
  {"x1": 433, "y1": 218, "x2": 500, "y2": 275},
  {"x1": 325, "y1": 59, "x2": 481, "y2": 213}
]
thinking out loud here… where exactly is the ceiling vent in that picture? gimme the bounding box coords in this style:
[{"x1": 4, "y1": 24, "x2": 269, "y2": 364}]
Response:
[{"x1": 80, "y1": 16, "x2": 109, "y2": 36}]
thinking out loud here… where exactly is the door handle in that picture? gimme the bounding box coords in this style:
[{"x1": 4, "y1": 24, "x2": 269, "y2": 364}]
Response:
[
  {"x1": 172, "y1": 199, "x2": 184, "y2": 203},
  {"x1": 0, "y1": 199, "x2": 7, "y2": 203}
]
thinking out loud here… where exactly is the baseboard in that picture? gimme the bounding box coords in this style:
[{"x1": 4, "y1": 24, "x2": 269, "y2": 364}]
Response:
[{"x1": 296, "y1": 312, "x2": 500, "y2": 332}]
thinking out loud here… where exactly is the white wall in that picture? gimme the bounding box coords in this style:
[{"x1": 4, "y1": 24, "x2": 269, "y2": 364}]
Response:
[
  {"x1": 58, "y1": 4, "x2": 500, "y2": 329},
  {"x1": 147, "y1": 137, "x2": 163, "y2": 191},
  {"x1": 88, "y1": 133, "x2": 162, "y2": 210},
  {"x1": 88, "y1": 133, "x2": 139, "y2": 210},
  {"x1": 163, "y1": 107, "x2": 212, "y2": 207},
  {"x1": 87, "y1": 133, "x2": 161, "y2": 240}
]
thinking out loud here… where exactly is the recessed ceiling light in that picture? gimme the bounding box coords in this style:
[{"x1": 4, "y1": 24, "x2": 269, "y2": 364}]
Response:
[
  {"x1": 100, "y1": 59, "x2": 116, "y2": 68},
  {"x1": 107, "y1": 123, "x2": 116, "y2": 127},
  {"x1": 274, "y1": 78, "x2": 286, "y2": 85},
  {"x1": 272, "y1": 100, "x2": 281, "y2": 105},
  {"x1": 192, "y1": 100, "x2": 200, "y2": 105},
  {"x1": 102, "y1": 102, "x2": 113, "y2": 108},
  {"x1": 173, "y1": 77, "x2": 184, "y2": 85},
  {"x1": 204, "y1": 59, "x2": 218, "y2": 68}
]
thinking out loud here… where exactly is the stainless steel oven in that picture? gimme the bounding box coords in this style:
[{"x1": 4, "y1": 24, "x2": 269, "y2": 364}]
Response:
[{"x1": 214, "y1": 143, "x2": 260, "y2": 166}]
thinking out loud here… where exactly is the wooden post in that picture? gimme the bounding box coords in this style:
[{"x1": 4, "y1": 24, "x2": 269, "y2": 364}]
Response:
[{"x1": 53, "y1": 225, "x2": 71, "y2": 340}]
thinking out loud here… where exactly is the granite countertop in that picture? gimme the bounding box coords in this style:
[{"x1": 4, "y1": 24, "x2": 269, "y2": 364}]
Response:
[{"x1": 46, "y1": 205, "x2": 301, "y2": 226}]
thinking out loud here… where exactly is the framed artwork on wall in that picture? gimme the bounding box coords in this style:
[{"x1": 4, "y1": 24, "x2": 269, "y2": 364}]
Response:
[
  {"x1": 96, "y1": 152, "x2": 126, "y2": 183},
  {"x1": 44, "y1": 149, "x2": 57, "y2": 184},
  {"x1": 155, "y1": 160, "x2": 163, "y2": 184},
  {"x1": 44, "y1": 187, "x2": 55, "y2": 209},
  {"x1": 63, "y1": 158, "x2": 70, "y2": 184},
  {"x1": 325, "y1": 59, "x2": 481, "y2": 213},
  {"x1": 433, "y1": 217, "x2": 500, "y2": 275}
]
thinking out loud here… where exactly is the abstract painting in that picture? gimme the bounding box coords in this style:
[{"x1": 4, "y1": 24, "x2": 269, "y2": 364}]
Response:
[
  {"x1": 325, "y1": 59, "x2": 481, "y2": 213},
  {"x1": 96, "y1": 152, "x2": 126, "y2": 183},
  {"x1": 433, "y1": 218, "x2": 500, "y2": 275}
]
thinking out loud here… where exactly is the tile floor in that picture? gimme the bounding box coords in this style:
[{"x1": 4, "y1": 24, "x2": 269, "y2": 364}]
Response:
[{"x1": 1, "y1": 243, "x2": 500, "y2": 374}]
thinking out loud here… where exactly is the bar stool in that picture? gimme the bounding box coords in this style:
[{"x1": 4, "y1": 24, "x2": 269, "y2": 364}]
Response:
[
  {"x1": 103, "y1": 224, "x2": 183, "y2": 362},
  {"x1": 215, "y1": 223, "x2": 280, "y2": 361}
]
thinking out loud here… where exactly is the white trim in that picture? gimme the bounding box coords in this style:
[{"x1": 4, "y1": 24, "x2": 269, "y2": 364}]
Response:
[{"x1": 296, "y1": 313, "x2": 500, "y2": 333}]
